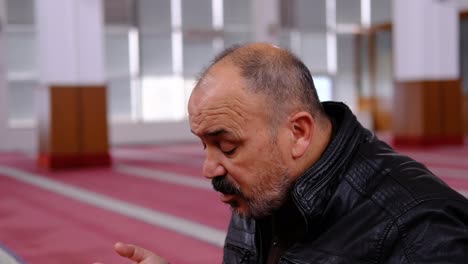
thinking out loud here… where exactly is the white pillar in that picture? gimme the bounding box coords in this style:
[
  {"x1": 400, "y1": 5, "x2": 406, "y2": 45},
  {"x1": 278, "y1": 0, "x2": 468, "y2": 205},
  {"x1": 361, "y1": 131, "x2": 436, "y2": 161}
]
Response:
[
  {"x1": 394, "y1": 0, "x2": 458, "y2": 81},
  {"x1": 35, "y1": 0, "x2": 105, "y2": 85},
  {"x1": 0, "y1": 0, "x2": 7, "y2": 149}
]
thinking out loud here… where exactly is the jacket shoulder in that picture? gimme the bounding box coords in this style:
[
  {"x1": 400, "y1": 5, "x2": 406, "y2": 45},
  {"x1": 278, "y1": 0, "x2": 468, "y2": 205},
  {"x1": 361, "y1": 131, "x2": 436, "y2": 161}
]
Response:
[
  {"x1": 345, "y1": 135, "x2": 467, "y2": 218},
  {"x1": 384, "y1": 199, "x2": 468, "y2": 263},
  {"x1": 340, "y1": 136, "x2": 468, "y2": 262}
]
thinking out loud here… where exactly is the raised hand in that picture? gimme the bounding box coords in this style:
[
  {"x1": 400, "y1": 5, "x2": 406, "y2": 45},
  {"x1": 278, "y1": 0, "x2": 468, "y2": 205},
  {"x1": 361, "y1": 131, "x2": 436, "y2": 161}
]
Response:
[{"x1": 94, "y1": 242, "x2": 169, "y2": 264}]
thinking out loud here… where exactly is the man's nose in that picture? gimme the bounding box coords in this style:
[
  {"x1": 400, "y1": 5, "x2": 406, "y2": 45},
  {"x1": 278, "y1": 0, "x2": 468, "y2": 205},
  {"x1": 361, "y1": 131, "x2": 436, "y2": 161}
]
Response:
[{"x1": 203, "y1": 149, "x2": 226, "y2": 179}]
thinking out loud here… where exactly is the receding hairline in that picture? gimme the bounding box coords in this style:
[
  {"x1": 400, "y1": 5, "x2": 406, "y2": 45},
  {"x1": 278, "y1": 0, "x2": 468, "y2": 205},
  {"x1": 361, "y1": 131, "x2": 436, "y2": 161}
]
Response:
[
  {"x1": 193, "y1": 43, "x2": 328, "y2": 127},
  {"x1": 195, "y1": 43, "x2": 280, "y2": 85}
]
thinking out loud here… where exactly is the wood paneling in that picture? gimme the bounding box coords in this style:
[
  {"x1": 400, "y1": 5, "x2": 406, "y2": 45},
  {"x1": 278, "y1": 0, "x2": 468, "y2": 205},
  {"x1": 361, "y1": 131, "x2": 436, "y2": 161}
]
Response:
[
  {"x1": 460, "y1": 10, "x2": 468, "y2": 19},
  {"x1": 80, "y1": 87, "x2": 109, "y2": 153},
  {"x1": 440, "y1": 82, "x2": 464, "y2": 136},
  {"x1": 369, "y1": 23, "x2": 392, "y2": 34},
  {"x1": 464, "y1": 95, "x2": 468, "y2": 134},
  {"x1": 358, "y1": 97, "x2": 393, "y2": 131},
  {"x1": 50, "y1": 87, "x2": 81, "y2": 154},
  {"x1": 38, "y1": 85, "x2": 110, "y2": 169},
  {"x1": 393, "y1": 82, "x2": 423, "y2": 136},
  {"x1": 374, "y1": 97, "x2": 393, "y2": 131},
  {"x1": 393, "y1": 80, "x2": 463, "y2": 146},
  {"x1": 38, "y1": 84, "x2": 51, "y2": 154},
  {"x1": 358, "y1": 97, "x2": 375, "y2": 112}
]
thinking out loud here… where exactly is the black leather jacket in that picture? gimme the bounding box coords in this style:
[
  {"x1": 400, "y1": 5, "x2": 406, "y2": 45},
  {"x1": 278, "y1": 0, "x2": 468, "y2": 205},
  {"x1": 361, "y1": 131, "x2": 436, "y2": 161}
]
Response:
[{"x1": 223, "y1": 102, "x2": 468, "y2": 264}]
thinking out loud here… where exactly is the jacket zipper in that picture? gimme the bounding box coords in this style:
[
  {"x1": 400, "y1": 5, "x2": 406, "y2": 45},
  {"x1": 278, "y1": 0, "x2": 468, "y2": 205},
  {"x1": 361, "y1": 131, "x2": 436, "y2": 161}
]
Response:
[
  {"x1": 240, "y1": 250, "x2": 252, "y2": 263},
  {"x1": 226, "y1": 243, "x2": 254, "y2": 264}
]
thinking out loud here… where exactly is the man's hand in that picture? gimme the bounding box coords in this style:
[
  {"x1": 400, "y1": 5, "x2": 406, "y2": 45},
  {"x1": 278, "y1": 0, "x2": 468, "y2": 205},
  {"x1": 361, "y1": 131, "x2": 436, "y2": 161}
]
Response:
[{"x1": 94, "y1": 242, "x2": 169, "y2": 264}]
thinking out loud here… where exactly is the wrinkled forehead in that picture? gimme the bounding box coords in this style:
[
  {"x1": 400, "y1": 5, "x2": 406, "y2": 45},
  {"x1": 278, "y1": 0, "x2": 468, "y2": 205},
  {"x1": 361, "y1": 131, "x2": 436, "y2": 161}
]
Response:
[
  {"x1": 189, "y1": 86, "x2": 249, "y2": 123},
  {"x1": 188, "y1": 85, "x2": 270, "y2": 139},
  {"x1": 188, "y1": 64, "x2": 247, "y2": 116}
]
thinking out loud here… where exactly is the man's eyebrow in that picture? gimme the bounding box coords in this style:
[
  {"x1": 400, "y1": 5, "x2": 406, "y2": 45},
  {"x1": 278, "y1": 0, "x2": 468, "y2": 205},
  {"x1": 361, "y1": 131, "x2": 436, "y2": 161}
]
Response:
[
  {"x1": 191, "y1": 128, "x2": 227, "y2": 137},
  {"x1": 205, "y1": 129, "x2": 227, "y2": 137}
]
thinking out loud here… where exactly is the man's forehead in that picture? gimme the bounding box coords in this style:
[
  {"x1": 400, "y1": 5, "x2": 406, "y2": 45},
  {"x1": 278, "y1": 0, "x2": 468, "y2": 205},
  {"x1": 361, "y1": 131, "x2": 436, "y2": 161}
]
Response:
[
  {"x1": 188, "y1": 70, "x2": 247, "y2": 114},
  {"x1": 189, "y1": 102, "x2": 245, "y2": 139},
  {"x1": 188, "y1": 87, "x2": 264, "y2": 139},
  {"x1": 189, "y1": 87, "x2": 233, "y2": 115},
  {"x1": 193, "y1": 62, "x2": 242, "y2": 92},
  {"x1": 189, "y1": 93, "x2": 247, "y2": 122}
]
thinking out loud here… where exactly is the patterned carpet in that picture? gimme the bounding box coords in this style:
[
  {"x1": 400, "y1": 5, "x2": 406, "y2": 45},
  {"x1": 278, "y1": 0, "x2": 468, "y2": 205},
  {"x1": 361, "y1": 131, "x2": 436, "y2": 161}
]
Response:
[{"x1": 0, "y1": 135, "x2": 467, "y2": 263}]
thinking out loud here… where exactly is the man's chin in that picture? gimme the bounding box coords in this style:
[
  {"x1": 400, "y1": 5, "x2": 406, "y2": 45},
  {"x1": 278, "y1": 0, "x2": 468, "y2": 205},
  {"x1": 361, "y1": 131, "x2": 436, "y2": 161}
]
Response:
[
  {"x1": 232, "y1": 200, "x2": 280, "y2": 219},
  {"x1": 231, "y1": 206, "x2": 252, "y2": 218},
  {"x1": 222, "y1": 195, "x2": 273, "y2": 219},
  {"x1": 230, "y1": 203, "x2": 271, "y2": 219},
  {"x1": 227, "y1": 199, "x2": 252, "y2": 218}
]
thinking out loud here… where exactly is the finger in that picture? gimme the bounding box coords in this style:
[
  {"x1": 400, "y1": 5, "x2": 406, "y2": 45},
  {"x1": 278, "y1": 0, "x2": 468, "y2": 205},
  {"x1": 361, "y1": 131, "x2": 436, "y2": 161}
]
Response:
[{"x1": 114, "y1": 242, "x2": 154, "y2": 262}]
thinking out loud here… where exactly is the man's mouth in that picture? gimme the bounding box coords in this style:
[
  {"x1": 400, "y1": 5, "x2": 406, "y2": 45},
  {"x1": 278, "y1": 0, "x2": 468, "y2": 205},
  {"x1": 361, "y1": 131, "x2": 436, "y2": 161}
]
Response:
[
  {"x1": 220, "y1": 193, "x2": 239, "y2": 207},
  {"x1": 212, "y1": 176, "x2": 241, "y2": 196},
  {"x1": 220, "y1": 193, "x2": 235, "y2": 202}
]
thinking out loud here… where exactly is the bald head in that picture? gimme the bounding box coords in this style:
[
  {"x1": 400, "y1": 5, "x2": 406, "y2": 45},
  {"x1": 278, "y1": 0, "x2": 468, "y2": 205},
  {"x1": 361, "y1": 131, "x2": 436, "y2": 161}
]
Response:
[{"x1": 193, "y1": 43, "x2": 327, "y2": 126}]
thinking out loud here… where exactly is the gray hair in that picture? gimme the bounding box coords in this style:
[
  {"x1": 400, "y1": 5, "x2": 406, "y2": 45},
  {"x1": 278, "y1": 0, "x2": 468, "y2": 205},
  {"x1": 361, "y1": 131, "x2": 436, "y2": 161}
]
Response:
[{"x1": 196, "y1": 43, "x2": 327, "y2": 127}]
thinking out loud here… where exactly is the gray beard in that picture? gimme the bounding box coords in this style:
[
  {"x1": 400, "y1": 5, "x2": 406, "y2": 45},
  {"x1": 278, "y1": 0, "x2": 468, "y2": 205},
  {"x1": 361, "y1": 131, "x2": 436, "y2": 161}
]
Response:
[{"x1": 242, "y1": 168, "x2": 294, "y2": 219}]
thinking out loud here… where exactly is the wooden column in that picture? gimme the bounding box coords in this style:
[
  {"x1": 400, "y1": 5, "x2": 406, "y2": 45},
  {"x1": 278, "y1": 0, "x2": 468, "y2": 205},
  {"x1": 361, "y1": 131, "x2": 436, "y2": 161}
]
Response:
[
  {"x1": 393, "y1": 0, "x2": 463, "y2": 146},
  {"x1": 394, "y1": 80, "x2": 463, "y2": 146},
  {"x1": 35, "y1": 0, "x2": 110, "y2": 169},
  {"x1": 38, "y1": 86, "x2": 110, "y2": 169},
  {"x1": 463, "y1": 95, "x2": 468, "y2": 134}
]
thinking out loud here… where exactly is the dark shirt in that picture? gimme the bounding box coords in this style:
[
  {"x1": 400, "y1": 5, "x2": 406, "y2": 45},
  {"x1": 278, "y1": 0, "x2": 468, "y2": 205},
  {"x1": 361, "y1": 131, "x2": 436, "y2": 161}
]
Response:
[{"x1": 264, "y1": 200, "x2": 306, "y2": 264}]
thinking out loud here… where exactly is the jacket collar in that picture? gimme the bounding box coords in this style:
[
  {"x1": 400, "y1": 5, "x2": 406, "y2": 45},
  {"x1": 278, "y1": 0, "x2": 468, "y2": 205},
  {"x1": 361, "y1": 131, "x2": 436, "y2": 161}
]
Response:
[{"x1": 291, "y1": 102, "x2": 366, "y2": 233}]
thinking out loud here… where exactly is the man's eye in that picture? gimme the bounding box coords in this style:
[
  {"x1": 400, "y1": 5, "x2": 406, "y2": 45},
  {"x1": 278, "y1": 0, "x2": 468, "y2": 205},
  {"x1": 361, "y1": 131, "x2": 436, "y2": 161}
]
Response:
[{"x1": 222, "y1": 148, "x2": 236, "y2": 155}]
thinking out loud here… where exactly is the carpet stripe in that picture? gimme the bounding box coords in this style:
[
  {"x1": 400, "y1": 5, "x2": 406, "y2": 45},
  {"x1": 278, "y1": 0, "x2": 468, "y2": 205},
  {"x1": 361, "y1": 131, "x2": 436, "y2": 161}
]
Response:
[
  {"x1": 0, "y1": 243, "x2": 24, "y2": 264},
  {"x1": 0, "y1": 165, "x2": 226, "y2": 247},
  {"x1": 116, "y1": 164, "x2": 211, "y2": 190},
  {"x1": 430, "y1": 167, "x2": 468, "y2": 179},
  {"x1": 458, "y1": 190, "x2": 468, "y2": 198},
  {"x1": 402, "y1": 152, "x2": 468, "y2": 167},
  {"x1": 113, "y1": 150, "x2": 204, "y2": 167}
]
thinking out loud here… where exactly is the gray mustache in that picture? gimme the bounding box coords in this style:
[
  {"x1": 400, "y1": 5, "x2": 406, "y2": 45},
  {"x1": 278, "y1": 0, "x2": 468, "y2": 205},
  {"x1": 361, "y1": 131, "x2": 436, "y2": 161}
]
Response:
[{"x1": 212, "y1": 176, "x2": 242, "y2": 195}]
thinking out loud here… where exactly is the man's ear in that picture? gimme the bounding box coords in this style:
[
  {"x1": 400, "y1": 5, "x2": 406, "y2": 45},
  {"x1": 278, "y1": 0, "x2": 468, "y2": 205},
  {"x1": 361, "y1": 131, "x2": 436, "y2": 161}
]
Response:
[{"x1": 288, "y1": 111, "x2": 314, "y2": 159}]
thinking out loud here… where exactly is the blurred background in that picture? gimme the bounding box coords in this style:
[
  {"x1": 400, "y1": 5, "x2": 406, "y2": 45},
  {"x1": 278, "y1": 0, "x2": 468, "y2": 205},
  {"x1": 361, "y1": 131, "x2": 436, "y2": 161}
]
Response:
[
  {"x1": 0, "y1": 0, "x2": 467, "y2": 263},
  {"x1": 2, "y1": 0, "x2": 467, "y2": 151}
]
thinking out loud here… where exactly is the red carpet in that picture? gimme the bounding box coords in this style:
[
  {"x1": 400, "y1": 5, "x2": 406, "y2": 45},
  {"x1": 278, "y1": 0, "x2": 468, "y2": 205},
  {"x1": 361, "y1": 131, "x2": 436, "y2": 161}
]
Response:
[
  {"x1": 0, "y1": 137, "x2": 467, "y2": 263},
  {"x1": 0, "y1": 174, "x2": 222, "y2": 264}
]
